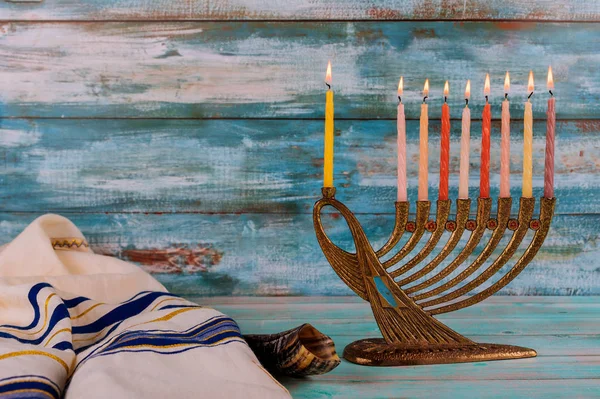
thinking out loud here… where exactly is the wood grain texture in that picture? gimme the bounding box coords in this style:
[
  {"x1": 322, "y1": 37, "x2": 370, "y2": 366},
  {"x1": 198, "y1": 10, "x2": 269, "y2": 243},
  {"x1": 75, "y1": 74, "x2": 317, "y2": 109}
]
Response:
[
  {"x1": 235, "y1": 316, "x2": 600, "y2": 335},
  {"x1": 2, "y1": 0, "x2": 600, "y2": 21},
  {"x1": 0, "y1": 22, "x2": 596, "y2": 118},
  {"x1": 195, "y1": 297, "x2": 600, "y2": 398},
  {"x1": 285, "y1": 380, "x2": 600, "y2": 399},
  {"x1": 1, "y1": 119, "x2": 597, "y2": 214},
  {"x1": 0, "y1": 212, "x2": 597, "y2": 296},
  {"x1": 201, "y1": 300, "x2": 600, "y2": 320}
]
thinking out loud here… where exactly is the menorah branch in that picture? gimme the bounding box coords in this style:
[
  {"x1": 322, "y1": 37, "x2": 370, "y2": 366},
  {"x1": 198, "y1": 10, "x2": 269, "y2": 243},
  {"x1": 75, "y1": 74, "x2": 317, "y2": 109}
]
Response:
[{"x1": 313, "y1": 189, "x2": 556, "y2": 366}]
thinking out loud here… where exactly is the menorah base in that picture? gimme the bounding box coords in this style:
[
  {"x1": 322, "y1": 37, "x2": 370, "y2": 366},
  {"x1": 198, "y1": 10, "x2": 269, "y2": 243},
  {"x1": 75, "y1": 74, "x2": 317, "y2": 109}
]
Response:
[{"x1": 343, "y1": 339, "x2": 537, "y2": 366}]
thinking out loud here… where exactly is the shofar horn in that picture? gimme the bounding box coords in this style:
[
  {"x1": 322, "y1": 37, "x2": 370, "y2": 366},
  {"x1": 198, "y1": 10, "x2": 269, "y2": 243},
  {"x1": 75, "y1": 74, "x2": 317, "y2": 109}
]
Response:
[{"x1": 244, "y1": 323, "x2": 340, "y2": 377}]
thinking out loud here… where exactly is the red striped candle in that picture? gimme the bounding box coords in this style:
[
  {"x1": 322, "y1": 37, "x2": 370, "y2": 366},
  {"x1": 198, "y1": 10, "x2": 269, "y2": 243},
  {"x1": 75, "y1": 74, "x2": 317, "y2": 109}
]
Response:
[{"x1": 544, "y1": 66, "x2": 556, "y2": 198}]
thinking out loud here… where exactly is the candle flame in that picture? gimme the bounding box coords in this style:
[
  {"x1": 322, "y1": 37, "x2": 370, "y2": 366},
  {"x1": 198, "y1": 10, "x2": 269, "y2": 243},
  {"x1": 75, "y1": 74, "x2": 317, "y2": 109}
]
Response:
[
  {"x1": 398, "y1": 76, "x2": 403, "y2": 96},
  {"x1": 547, "y1": 66, "x2": 554, "y2": 90},
  {"x1": 423, "y1": 79, "x2": 429, "y2": 97},
  {"x1": 325, "y1": 61, "x2": 332, "y2": 85},
  {"x1": 504, "y1": 71, "x2": 510, "y2": 93},
  {"x1": 443, "y1": 81, "x2": 449, "y2": 96},
  {"x1": 528, "y1": 70, "x2": 534, "y2": 93},
  {"x1": 484, "y1": 73, "x2": 491, "y2": 96},
  {"x1": 465, "y1": 80, "x2": 471, "y2": 99}
]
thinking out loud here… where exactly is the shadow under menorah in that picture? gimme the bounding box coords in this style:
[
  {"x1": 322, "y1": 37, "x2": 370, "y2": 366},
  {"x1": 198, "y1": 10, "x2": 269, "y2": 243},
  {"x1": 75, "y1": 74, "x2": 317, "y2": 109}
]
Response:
[{"x1": 313, "y1": 187, "x2": 556, "y2": 366}]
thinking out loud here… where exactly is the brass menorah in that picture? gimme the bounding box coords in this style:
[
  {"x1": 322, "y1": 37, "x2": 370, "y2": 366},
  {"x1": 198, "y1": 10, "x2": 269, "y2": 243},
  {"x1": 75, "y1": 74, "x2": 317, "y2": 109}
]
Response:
[{"x1": 314, "y1": 187, "x2": 555, "y2": 366}]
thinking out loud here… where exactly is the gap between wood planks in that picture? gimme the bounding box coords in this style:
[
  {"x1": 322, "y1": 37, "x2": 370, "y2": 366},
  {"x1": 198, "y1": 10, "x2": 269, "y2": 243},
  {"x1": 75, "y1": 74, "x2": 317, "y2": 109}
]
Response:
[
  {"x1": 0, "y1": 116, "x2": 596, "y2": 122},
  {"x1": 2, "y1": 19, "x2": 600, "y2": 24}
]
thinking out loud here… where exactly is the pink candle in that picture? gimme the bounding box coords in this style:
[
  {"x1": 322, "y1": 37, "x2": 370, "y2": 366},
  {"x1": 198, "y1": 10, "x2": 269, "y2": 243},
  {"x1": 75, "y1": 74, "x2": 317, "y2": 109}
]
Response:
[
  {"x1": 480, "y1": 74, "x2": 491, "y2": 199},
  {"x1": 544, "y1": 66, "x2": 556, "y2": 198},
  {"x1": 397, "y1": 77, "x2": 407, "y2": 202},
  {"x1": 418, "y1": 79, "x2": 430, "y2": 201},
  {"x1": 439, "y1": 81, "x2": 450, "y2": 200},
  {"x1": 500, "y1": 72, "x2": 511, "y2": 198},
  {"x1": 458, "y1": 80, "x2": 471, "y2": 199}
]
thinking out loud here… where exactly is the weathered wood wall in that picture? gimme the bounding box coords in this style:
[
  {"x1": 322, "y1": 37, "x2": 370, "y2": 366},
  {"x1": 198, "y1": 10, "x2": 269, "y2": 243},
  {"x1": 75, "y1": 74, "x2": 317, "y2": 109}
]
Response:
[{"x1": 0, "y1": 1, "x2": 598, "y2": 296}]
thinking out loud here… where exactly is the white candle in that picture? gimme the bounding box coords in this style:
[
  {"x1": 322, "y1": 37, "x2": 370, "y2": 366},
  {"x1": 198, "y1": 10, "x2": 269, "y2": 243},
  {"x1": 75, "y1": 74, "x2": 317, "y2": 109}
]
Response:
[
  {"x1": 397, "y1": 77, "x2": 407, "y2": 202},
  {"x1": 500, "y1": 72, "x2": 511, "y2": 198},
  {"x1": 418, "y1": 79, "x2": 429, "y2": 201},
  {"x1": 459, "y1": 80, "x2": 471, "y2": 199}
]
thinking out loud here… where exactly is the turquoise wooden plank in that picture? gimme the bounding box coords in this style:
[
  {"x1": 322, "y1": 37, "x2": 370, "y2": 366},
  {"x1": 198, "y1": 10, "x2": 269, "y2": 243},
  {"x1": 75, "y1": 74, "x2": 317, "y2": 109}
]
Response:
[
  {"x1": 2, "y1": 0, "x2": 600, "y2": 21},
  {"x1": 231, "y1": 297, "x2": 600, "y2": 397},
  {"x1": 0, "y1": 119, "x2": 597, "y2": 215},
  {"x1": 326, "y1": 334, "x2": 600, "y2": 357},
  {"x1": 0, "y1": 213, "x2": 597, "y2": 296},
  {"x1": 205, "y1": 297, "x2": 600, "y2": 397},
  {"x1": 206, "y1": 301, "x2": 600, "y2": 320},
  {"x1": 284, "y1": 356, "x2": 600, "y2": 381},
  {"x1": 234, "y1": 317, "x2": 600, "y2": 335},
  {"x1": 195, "y1": 296, "x2": 600, "y2": 304},
  {"x1": 0, "y1": 22, "x2": 595, "y2": 118},
  {"x1": 284, "y1": 380, "x2": 600, "y2": 399}
]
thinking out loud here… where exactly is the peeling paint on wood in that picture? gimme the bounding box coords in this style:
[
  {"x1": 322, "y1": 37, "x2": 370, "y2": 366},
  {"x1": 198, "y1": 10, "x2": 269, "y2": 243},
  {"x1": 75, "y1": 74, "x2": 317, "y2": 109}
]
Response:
[
  {"x1": 1, "y1": 0, "x2": 600, "y2": 21},
  {"x1": 0, "y1": 119, "x2": 597, "y2": 214},
  {"x1": 97, "y1": 244, "x2": 223, "y2": 274},
  {"x1": 0, "y1": 8, "x2": 598, "y2": 300},
  {"x1": 0, "y1": 22, "x2": 597, "y2": 118},
  {"x1": 0, "y1": 212, "x2": 597, "y2": 296}
]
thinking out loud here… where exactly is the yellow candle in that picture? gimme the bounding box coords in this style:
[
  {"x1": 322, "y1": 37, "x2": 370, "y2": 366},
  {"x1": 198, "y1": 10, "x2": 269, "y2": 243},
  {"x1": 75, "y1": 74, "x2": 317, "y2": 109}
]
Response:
[
  {"x1": 523, "y1": 70, "x2": 534, "y2": 198},
  {"x1": 418, "y1": 79, "x2": 429, "y2": 201},
  {"x1": 324, "y1": 61, "x2": 334, "y2": 187}
]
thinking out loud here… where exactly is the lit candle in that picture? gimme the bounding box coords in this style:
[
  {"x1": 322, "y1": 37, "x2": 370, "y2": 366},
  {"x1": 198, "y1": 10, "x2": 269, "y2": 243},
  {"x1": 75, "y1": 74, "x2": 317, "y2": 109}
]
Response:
[
  {"x1": 544, "y1": 66, "x2": 556, "y2": 198},
  {"x1": 323, "y1": 61, "x2": 334, "y2": 187},
  {"x1": 459, "y1": 80, "x2": 471, "y2": 199},
  {"x1": 439, "y1": 81, "x2": 450, "y2": 200},
  {"x1": 397, "y1": 77, "x2": 407, "y2": 202},
  {"x1": 500, "y1": 72, "x2": 511, "y2": 198},
  {"x1": 480, "y1": 73, "x2": 491, "y2": 198},
  {"x1": 523, "y1": 70, "x2": 534, "y2": 198},
  {"x1": 418, "y1": 79, "x2": 429, "y2": 201}
]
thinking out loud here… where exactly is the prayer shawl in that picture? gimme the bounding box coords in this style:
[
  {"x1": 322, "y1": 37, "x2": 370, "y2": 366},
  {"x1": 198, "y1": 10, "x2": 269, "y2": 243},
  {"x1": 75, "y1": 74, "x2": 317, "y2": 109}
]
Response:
[{"x1": 0, "y1": 215, "x2": 290, "y2": 399}]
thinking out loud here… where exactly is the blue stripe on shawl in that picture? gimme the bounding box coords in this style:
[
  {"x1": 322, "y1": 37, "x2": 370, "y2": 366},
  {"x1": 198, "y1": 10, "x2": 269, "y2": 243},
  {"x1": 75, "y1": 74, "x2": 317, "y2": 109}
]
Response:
[
  {"x1": 72, "y1": 292, "x2": 178, "y2": 335},
  {"x1": 0, "y1": 376, "x2": 61, "y2": 399},
  {"x1": 157, "y1": 304, "x2": 202, "y2": 311},
  {"x1": 52, "y1": 341, "x2": 73, "y2": 351},
  {"x1": 0, "y1": 375, "x2": 60, "y2": 392},
  {"x1": 0, "y1": 283, "x2": 52, "y2": 330},
  {"x1": 98, "y1": 317, "x2": 240, "y2": 351},
  {"x1": 62, "y1": 296, "x2": 89, "y2": 308},
  {"x1": 64, "y1": 290, "x2": 160, "y2": 310},
  {"x1": 0, "y1": 303, "x2": 70, "y2": 346},
  {"x1": 73, "y1": 321, "x2": 125, "y2": 354},
  {"x1": 72, "y1": 292, "x2": 181, "y2": 354},
  {"x1": 75, "y1": 316, "x2": 241, "y2": 370},
  {"x1": 104, "y1": 316, "x2": 238, "y2": 348},
  {"x1": 89, "y1": 339, "x2": 244, "y2": 363}
]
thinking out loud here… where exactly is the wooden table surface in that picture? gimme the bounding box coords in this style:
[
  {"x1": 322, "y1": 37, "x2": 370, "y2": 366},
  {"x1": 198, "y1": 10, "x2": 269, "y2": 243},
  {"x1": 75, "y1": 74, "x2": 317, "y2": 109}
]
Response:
[{"x1": 196, "y1": 296, "x2": 600, "y2": 399}]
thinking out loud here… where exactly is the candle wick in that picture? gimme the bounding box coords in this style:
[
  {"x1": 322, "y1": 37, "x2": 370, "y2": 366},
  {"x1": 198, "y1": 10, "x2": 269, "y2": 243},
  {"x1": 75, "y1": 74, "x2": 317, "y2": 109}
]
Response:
[
  {"x1": 485, "y1": 95, "x2": 488, "y2": 103},
  {"x1": 528, "y1": 91, "x2": 534, "y2": 99},
  {"x1": 423, "y1": 96, "x2": 428, "y2": 103},
  {"x1": 325, "y1": 82, "x2": 331, "y2": 90},
  {"x1": 465, "y1": 98, "x2": 469, "y2": 105},
  {"x1": 549, "y1": 90, "x2": 553, "y2": 96},
  {"x1": 444, "y1": 96, "x2": 447, "y2": 103},
  {"x1": 398, "y1": 96, "x2": 402, "y2": 103},
  {"x1": 505, "y1": 93, "x2": 508, "y2": 100}
]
